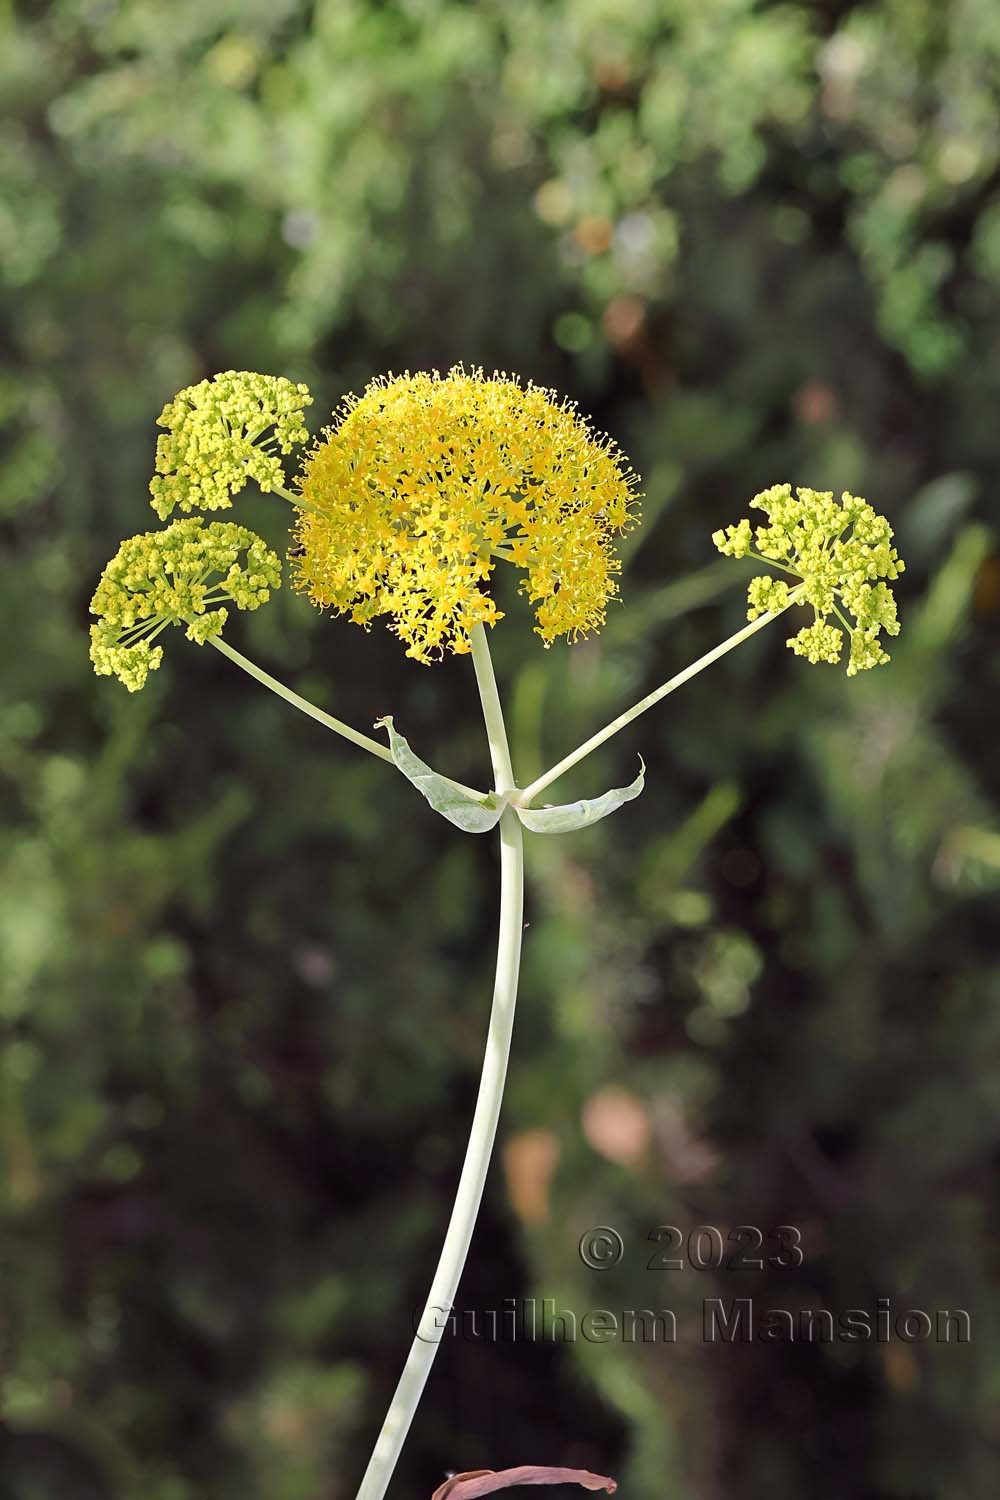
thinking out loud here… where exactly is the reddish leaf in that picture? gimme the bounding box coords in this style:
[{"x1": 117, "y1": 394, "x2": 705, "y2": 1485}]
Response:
[{"x1": 432, "y1": 1466, "x2": 618, "y2": 1500}]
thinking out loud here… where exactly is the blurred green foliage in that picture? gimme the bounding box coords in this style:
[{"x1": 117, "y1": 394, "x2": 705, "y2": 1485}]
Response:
[{"x1": 3, "y1": 1, "x2": 1000, "y2": 1497}]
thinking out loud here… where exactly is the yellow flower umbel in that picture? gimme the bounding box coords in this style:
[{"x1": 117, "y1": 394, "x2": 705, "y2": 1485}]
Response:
[
  {"x1": 292, "y1": 368, "x2": 640, "y2": 663},
  {"x1": 713, "y1": 484, "x2": 905, "y2": 675}
]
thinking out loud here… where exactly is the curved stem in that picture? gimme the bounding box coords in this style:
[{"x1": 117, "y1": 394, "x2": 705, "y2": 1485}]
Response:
[
  {"x1": 520, "y1": 592, "x2": 802, "y2": 806},
  {"x1": 354, "y1": 624, "x2": 525, "y2": 1500}
]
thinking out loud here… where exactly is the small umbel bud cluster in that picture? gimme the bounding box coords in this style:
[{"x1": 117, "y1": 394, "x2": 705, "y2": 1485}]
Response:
[
  {"x1": 149, "y1": 370, "x2": 312, "y2": 520},
  {"x1": 91, "y1": 371, "x2": 313, "y2": 690},
  {"x1": 713, "y1": 484, "x2": 905, "y2": 675},
  {"x1": 90, "y1": 519, "x2": 281, "y2": 691}
]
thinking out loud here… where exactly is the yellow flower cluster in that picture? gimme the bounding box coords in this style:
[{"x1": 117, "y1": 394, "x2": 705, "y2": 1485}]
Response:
[
  {"x1": 90, "y1": 519, "x2": 281, "y2": 691},
  {"x1": 292, "y1": 368, "x2": 640, "y2": 663},
  {"x1": 713, "y1": 484, "x2": 905, "y2": 675},
  {"x1": 150, "y1": 370, "x2": 312, "y2": 520}
]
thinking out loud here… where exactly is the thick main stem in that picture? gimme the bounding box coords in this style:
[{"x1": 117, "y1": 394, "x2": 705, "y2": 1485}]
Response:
[
  {"x1": 520, "y1": 596, "x2": 800, "y2": 805},
  {"x1": 354, "y1": 624, "x2": 524, "y2": 1500}
]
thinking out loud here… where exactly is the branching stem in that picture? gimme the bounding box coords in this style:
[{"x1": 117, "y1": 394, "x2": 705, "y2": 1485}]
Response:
[{"x1": 353, "y1": 623, "x2": 524, "y2": 1500}]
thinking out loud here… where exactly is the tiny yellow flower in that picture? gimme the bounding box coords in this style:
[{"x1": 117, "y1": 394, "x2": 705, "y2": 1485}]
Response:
[
  {"x1": 292, "y1": 367, "x2": 640, "y2": 663},
  {"x1": 713, "y1": 484, "x2": 905, "y2": 674}
]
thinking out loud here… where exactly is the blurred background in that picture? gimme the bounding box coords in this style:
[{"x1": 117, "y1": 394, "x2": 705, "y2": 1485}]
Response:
[{"x1": 3, "y1": 1, "x2": 1000, "y2": 1496}]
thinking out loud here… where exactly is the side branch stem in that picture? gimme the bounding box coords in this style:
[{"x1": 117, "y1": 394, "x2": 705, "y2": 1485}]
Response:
[
  {"x1": 207, "y1": 635, "x2": 487, "y2": 796},
  {"x1": 520, "y1": 594, "x2": 801, "y2": 805},
  {"x1": 208, "y1": 636, "x2": 393, "y2": 762},
  {"x1": 272, "y1": 481, "x2": 320, "y2": 514}
]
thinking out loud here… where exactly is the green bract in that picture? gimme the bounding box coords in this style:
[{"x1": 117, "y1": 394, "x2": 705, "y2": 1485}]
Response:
[
  {"x1": 713, "y1": 485, "x2": 905, "y2": 675},
  {"x1": 514, "y1": 758, "x2": 645, "y2": 834},
  {"x1": 89, "y1": 518, "x2": 282, "y2": 692},
  {"x1": 149, "y1": 370, "x2": 312, "y2": 520}
]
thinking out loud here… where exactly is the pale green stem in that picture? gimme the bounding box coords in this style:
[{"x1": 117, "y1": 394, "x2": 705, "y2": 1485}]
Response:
[
  {"x1": 209, "y1": 636, "x2": 393, "y2": 763},
  {"x1": 468, "y1": 623, "x2": 517, "y2": 795},
  {"x1": 272, "y1": 480, "x2": 320, "y2": 515},
  {"x1": 519, "y1": 590, "x2": 803, "y2": 806},
  {"x1": 207, "y1": 635, "x2": 487, "y2": 797},
  {"x1": 354, "y1": 623, "x2": 524, "y2": 1500}
]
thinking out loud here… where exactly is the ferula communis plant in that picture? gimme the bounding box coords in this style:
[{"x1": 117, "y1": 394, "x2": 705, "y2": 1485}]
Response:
[{"x1": 91, "y1": 367, "x2": 905, "y2": 1499}]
